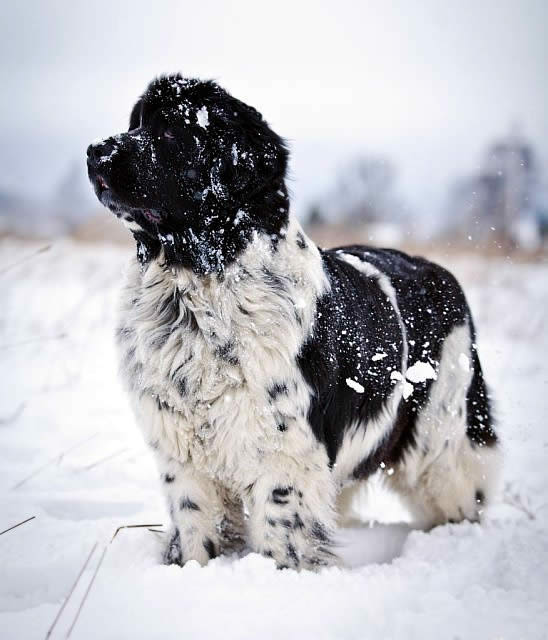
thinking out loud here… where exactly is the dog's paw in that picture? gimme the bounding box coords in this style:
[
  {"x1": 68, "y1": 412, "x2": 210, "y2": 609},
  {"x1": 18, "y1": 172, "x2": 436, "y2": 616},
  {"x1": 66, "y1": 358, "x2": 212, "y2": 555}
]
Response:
[
  {"x1": 265, "y1": 544, "x2": 340, "y2": 572},
  {"x1": 260, "y1": 524, "x2": 341, "y2": 572},
  {"x1": 163, "y1": 526, "x2": 219, "y2": 567},
  {"x1": 163, "y1": 528, "x2": 183, "y2": 566}
]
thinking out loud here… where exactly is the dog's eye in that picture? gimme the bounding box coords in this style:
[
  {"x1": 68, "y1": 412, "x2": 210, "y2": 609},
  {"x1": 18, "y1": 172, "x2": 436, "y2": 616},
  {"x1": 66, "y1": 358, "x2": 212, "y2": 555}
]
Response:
[{"x1": 163, "y1": 129, "x2": 175, "y2": 140}]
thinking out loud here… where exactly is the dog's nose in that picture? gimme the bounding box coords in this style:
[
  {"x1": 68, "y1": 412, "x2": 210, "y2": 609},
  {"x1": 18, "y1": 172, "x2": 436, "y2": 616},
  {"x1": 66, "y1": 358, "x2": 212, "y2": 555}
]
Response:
[{"x1": 87, "y1": 139, "x2": 116, "y2": 166}]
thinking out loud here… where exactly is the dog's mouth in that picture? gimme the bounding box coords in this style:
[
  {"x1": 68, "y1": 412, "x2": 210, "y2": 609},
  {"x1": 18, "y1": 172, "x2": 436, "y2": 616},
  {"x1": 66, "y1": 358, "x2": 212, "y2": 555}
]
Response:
[
  {"x1": 91, "y1": 172, "x2": 114, "y2": 205},
  {"x1": 87, "y1": 143, "x2": 164, "y2": 230},
  {"x1": 143, "y1": 209, "x2": 162, "y2": 223},
  {"x1": 89, "y1": 169, "x2": 164, "y2": 232},
  {"x1": 95, "y1": 179, "x2": 121, "y2": 213}
]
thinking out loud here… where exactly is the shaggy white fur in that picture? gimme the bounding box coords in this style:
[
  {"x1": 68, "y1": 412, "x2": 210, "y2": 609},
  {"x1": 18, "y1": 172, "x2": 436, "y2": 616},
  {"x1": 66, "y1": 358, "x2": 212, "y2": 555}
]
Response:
[{"x1": 116, "y1": 218, "x2": 339, "y2": 569}]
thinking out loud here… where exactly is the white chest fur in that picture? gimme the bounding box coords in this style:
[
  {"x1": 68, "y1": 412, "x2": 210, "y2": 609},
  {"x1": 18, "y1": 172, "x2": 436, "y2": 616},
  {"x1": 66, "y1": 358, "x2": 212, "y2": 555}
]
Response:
[{"x1": 116, "y1": 221, "x2": 331, "y2": 491}]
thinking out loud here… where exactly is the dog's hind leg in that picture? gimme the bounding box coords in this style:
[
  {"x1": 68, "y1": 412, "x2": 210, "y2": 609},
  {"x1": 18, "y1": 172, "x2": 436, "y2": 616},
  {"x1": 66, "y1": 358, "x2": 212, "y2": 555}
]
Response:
[
  {"x1": 390, "y1": 433, "x2": 501, "y2": 529},
  {"x1": 246, "y1": 454, "x2": 340, "y2": 570},
  {"x1": 387, "y1": 323, "x2": 501, "y2": 529}
]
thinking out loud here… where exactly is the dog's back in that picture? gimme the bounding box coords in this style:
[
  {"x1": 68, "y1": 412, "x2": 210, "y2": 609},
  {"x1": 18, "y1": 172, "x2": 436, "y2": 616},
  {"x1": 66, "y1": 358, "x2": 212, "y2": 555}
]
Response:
[{"x1": 311, "y1": 244, "x2": 499, "y2": 528}]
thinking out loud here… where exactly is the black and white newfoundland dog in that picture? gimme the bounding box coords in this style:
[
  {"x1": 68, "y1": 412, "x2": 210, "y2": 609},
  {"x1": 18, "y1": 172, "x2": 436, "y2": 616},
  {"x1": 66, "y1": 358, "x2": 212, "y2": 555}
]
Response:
[{"x1": 87, "y1": 74, "x2": 500, "y2": 570}]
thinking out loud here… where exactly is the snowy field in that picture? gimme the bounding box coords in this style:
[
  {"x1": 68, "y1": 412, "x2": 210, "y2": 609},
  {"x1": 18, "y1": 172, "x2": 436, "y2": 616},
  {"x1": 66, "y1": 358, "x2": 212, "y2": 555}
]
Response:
[{"x1": 0, "y1": 238, "x2": 547, "y2": 640}]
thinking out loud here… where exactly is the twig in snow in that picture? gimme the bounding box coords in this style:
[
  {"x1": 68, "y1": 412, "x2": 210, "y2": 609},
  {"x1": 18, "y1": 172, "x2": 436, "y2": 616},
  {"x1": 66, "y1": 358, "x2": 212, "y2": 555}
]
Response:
[
  {"x1": 0, "y1": 244, "x2": 51, "y2": 277},
  {"x1": 111, "y1": 523, "x2": 164, "y2": 543},
  {"x1": 0, "y1": 515, "x2": 36, "y2": 536},
  {"x1": 503, "y1": 495, "x2": 536, "y2": 520},
  {"x1": 65, "y1": 545, "x2": 109, "y2": 639},
  {"x1": 45, "y1": 543, "x2": 98, "y2": 640},
  {"x1": 79, "y1": 447, "x2": 129, "y2": 472},
  {"x1": 502, "y1": 486, "x2": 536, "y2": 521},
  {"x1": 63, "y1": 522, "x2": 164, "y2": 637},
  {"x1": 0, "y1": 402, "x2": 26, "y2": 426},
  {"x1": 148, "y1": 528, "x2": 165, "y2": 534},
  {"x1": 12, "y1": 432, "x2": 99, "y2": 490}
]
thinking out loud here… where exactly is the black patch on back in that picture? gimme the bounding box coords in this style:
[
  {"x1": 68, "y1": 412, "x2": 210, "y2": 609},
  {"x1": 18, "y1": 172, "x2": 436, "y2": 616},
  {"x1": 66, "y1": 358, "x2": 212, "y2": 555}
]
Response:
[
  {"x1": 298, "y1": 245, "x2": 482, "y2": 473},
  {"x1": 297, "y1": 249, "x2": 402, "y2": 466}
]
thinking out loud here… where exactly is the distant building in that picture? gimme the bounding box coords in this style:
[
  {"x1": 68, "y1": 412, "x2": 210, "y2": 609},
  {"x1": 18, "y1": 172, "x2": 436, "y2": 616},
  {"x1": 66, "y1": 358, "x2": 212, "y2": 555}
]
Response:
[{"x1": 447, "y1": 126, "x2": 547, "y2": 249}]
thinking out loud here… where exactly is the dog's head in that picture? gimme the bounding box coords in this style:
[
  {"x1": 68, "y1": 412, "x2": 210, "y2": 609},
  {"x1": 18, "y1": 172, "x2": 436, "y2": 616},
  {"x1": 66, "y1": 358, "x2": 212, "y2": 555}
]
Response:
[{"x1": 87, "y1": 75, "x2": 289, "y2": 269}]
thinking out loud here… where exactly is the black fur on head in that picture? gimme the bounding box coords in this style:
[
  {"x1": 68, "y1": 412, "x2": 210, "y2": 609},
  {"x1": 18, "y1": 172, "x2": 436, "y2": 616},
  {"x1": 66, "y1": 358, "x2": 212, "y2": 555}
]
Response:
[{"x1": 87, "y1": 74, "x2": 290, "y2": 273}]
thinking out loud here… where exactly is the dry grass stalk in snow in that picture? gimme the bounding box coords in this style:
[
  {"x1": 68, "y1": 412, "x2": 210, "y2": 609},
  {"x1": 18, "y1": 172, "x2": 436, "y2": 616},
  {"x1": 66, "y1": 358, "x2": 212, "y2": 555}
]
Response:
[{"x1": 0, "y1": 516, "x2": 36, "y2": 536}]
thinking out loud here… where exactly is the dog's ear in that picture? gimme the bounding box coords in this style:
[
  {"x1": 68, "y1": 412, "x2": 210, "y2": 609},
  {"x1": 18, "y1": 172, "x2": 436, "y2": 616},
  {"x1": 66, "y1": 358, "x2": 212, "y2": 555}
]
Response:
[
  {"x1": 215, "y1": 99, "x2": 289, "y2": 199},
  {"x1": 128, "y1": 98, "x2": 143, "y2": 131}
]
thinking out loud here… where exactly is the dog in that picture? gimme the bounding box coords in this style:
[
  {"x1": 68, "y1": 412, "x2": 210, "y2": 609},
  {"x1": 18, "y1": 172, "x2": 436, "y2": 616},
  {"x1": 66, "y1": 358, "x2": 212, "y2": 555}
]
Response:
[{"x1": 87, "y1": 74, "x2": 500, "y2": 570}]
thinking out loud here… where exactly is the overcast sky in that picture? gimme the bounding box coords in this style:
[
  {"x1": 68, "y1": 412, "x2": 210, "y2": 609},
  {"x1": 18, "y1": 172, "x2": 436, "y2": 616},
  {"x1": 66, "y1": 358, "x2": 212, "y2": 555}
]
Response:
[{"x1": 1, "y1": 0, "x2": 547, "y2": 220}]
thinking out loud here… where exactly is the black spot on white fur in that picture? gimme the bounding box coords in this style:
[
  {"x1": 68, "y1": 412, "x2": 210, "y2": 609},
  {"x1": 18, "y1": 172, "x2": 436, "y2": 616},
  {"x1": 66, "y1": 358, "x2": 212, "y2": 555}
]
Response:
[
  {"x1": 176, "y1": 377, "x2": 187, "y2": 396},
  {"x1": 202, "y1": 537, "x2": 216, "y2": 559},
  {"x1": 287, "y1": 543, "x2": 299, "y2": 565},
  {"x1": 311, "y1": 521, "x2": 330, "y2": 543},
  {"x1": 179, "y1": 497, "x2": 200, "y2": 511},
  {"x1": 271, "y1": 487, "x2": 293, "y2": 504},
  {"x1": 215, "y1": 340, "x2": 239, "y2": 365},
  {"x1": 267, "y1": 381, "x2": 288, "y2": 400},
  {"x1": 293, "y1": 513, "x2": 305, "y2": 529},
  {"x1": 164, "y1": 529, "x2": 183, "y2": 565}
]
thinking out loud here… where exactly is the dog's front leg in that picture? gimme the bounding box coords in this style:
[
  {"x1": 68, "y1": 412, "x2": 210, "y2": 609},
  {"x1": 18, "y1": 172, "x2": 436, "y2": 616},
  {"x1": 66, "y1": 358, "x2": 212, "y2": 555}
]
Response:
[
  {"x1": 247, "y1": 457, "x2": 339, "y2": 571},
  {"x1": 156, "y1": 455, "x2": 228, "y2": 566}
]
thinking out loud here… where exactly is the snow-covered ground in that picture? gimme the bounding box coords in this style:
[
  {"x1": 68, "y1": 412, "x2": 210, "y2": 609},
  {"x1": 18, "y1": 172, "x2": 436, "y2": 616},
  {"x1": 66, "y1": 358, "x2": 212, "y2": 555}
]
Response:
[{"x1": 1, "y1": 238, "x2": 547, "y2": 639}]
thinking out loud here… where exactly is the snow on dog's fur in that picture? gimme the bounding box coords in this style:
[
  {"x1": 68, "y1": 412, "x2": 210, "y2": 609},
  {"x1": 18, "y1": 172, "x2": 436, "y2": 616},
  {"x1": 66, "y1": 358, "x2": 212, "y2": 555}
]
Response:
[{"x1": 87, "y1": 74, "x2": 500, "y2": 570}]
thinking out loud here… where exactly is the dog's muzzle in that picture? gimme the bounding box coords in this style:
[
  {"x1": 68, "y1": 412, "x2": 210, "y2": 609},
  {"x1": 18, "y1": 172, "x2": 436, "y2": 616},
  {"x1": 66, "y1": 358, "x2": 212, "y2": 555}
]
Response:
[
  {"x1": 87, "y1": 138, "x2": 117, "y2": 168},
  {"x1": 86, "y1": 138, "x2": 119, "y2": 205}
]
